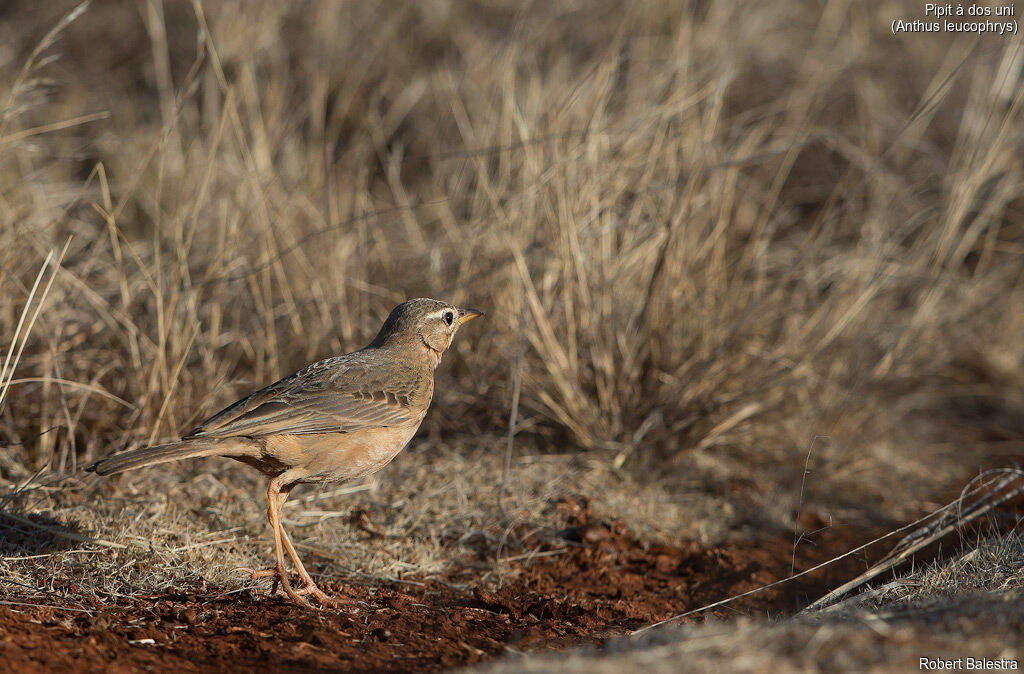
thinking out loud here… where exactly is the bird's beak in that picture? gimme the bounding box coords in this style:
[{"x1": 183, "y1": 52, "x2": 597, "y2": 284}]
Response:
[{"x1": 457, "y1": 308, "x2": 483, "y2": 325}]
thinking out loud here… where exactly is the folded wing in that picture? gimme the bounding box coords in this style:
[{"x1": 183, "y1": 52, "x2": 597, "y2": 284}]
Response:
[{"x1": 185, "y1": 354, "x2": 423, "y2": 439}]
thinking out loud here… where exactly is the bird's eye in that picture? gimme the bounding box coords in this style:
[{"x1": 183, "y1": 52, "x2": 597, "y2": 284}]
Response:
[{"x1": 442, "y1": 311, "x2": 454, "y2": 326}]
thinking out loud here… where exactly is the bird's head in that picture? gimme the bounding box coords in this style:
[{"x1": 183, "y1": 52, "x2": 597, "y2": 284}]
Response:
[{"x1": 369, "y1": 298, "x2": 482, "y2": 367}]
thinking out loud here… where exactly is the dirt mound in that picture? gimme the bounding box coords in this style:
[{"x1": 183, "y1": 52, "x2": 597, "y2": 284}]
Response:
[{"x1": 1, "y1": 504, "x2": 866, "y2": 672}]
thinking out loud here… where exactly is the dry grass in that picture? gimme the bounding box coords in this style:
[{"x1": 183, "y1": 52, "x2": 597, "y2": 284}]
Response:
[{"x1": 0, "y1": 0, "x2": 1022, "y2": 634}]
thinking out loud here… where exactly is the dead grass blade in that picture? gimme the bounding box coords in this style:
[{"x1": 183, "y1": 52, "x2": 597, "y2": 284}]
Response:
[
  {"x1": 0, "y1": 111, "x2": 110, "y2": 146},
  {"x1": 0, "y1": 240, "x2": 71, "y2": 414}
]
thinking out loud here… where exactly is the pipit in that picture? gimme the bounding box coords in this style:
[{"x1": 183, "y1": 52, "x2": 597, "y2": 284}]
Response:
[{"x1": 87, "y1": 298, "x2": 481, "y2": 608}]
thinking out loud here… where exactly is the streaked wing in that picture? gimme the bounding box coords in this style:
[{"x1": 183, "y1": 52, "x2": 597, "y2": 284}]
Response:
[{"x1": 185, "y1": 354, "x2": 423, "y2": 439}]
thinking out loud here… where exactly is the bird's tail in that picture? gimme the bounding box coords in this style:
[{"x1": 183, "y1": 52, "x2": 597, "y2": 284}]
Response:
[{"x1": 85, "y1": 438, "x2": 253, "y2": 476}]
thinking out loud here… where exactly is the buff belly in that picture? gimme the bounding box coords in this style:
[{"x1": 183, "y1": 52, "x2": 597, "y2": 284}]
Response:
[{"x1": 233, "y1": 423, "x2": 422, "y2": 484}]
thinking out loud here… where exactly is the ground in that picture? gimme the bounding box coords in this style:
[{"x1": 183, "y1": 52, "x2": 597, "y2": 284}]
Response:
[
  {"x1": 2, "y1": 495, "x2": 870, "y2": 672},
  {"x1": 2, "y1": 451, "x2": 1022, "y2": 671}
]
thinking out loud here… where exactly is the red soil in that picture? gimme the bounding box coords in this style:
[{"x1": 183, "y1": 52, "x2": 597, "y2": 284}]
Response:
[{"x1": 0, "y1": 500, "x2": 868, "y2": 673}]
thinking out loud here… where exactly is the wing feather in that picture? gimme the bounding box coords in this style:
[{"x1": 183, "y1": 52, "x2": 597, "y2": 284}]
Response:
[{"x1": 184, "y1": 353, "x2": 427, "y2": 439}]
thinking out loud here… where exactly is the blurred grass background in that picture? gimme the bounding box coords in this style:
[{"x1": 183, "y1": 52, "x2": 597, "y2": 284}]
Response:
[{"x1": 0, "y1": 0, "x2": 1022, "y2": 572}]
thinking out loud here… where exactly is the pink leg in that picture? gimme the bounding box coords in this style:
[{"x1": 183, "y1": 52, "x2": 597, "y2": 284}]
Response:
[{"x1": 243, "y1": 478, "x2": 341, "y2": 609}]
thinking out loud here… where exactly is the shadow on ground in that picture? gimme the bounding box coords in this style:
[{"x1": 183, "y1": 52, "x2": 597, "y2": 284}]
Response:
[{"x1": 0, "y1": 510, "x2": 85, "y2": 558}]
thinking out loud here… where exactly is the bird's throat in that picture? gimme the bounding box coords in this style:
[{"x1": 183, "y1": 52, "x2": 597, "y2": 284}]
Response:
[{"x1": 421, "y1": 336, "x2": 443, "y2": 368}]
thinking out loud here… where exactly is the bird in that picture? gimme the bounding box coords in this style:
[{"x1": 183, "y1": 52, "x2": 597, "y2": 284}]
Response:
[{"x1": 86, "y1": 298, "x2": 482, "y2": 608}]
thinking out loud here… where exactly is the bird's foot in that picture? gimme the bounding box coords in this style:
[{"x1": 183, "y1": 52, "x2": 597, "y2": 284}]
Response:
[
  {"x1": 240, "y1": 567, "x2": 278, "y2": 581},
  {"x1": 237, "y1": 567, "x2": 341, "y2": 609},
  {"x1": 292, "y1": 580, "x2": 344, "y2": 609},
  {"x1": 238, "y1": 566, "x2": 297, "y2": 603}
]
